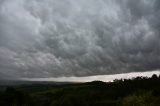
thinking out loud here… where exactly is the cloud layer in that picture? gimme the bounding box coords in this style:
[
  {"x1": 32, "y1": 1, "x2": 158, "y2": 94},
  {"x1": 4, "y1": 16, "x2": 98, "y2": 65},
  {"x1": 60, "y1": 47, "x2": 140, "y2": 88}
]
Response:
[{"x1": 0, "y1": 0, "x2": 160, "y2": 79}]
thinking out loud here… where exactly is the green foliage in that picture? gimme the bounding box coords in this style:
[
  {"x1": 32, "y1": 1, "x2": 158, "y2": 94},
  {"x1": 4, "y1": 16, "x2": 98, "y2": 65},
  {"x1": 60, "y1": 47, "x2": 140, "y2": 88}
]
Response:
[
  {"x1": 122, "y1": 90, "x2": 160, "y2": 106},
  {"x1": 0, "y1": 75, "x2": 160, "y2": 106}
]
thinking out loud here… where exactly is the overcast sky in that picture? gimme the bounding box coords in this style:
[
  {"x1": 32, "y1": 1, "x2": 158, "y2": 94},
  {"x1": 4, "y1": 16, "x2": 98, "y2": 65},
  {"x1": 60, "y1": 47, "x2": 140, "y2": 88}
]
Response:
[{"x1": 0, "y1": 0, "x2": 160, "y2": 79}]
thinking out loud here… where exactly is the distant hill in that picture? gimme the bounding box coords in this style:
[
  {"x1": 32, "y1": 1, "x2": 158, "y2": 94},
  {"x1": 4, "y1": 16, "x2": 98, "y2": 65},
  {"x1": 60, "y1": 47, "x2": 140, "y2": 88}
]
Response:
[{"x1": 0, "y1": 74, "x2": 160, "y2": 106}]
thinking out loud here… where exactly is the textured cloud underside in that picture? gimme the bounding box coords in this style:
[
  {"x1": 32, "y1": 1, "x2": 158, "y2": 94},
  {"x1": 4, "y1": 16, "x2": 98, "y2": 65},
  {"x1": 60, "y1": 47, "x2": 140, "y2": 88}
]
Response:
[{"x1": 0, "y1": 0, "x2": 160, "y2": 79}]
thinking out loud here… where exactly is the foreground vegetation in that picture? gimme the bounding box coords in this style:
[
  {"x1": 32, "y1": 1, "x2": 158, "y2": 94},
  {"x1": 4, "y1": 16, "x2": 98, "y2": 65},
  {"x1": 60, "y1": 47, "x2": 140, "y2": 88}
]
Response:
[{"x1": 0, "y1": 74, "x2": 160, "y2": 106}]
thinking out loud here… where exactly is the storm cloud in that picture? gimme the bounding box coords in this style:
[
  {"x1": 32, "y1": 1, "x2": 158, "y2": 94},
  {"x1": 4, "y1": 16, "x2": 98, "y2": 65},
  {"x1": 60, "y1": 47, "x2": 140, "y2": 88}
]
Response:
[{"x1": 0, "y1": 0, "x2": 160, "y2": 79}]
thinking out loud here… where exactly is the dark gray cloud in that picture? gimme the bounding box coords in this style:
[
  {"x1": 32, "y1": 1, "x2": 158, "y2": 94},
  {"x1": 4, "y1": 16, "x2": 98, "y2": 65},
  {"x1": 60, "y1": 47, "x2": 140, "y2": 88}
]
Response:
[{"x1": 0, "y1": 0, "x2": 160, "y2": 79}]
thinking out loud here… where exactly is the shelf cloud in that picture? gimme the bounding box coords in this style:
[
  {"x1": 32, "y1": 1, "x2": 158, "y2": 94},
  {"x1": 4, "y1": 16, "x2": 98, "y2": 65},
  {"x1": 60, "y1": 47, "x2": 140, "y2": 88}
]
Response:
[{"x1": 0, "y1": 0, "x2": 160, "y2": 79}]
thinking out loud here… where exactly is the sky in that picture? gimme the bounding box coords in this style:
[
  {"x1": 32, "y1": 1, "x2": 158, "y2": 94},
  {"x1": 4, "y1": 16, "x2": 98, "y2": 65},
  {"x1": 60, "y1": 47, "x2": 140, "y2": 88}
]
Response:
[
  {"x1": 22, "y1": 71, "x2": 160, "y2": 82},
  {"x1": 0, "y1": 0, "x2": 160, "y2": 80}
]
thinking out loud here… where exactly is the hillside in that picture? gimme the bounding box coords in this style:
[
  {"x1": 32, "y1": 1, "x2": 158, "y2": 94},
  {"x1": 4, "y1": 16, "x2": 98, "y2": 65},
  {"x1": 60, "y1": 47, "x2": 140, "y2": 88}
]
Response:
[{"x1": 0, "y1": 74, "x2": 160, "y2": 106}]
